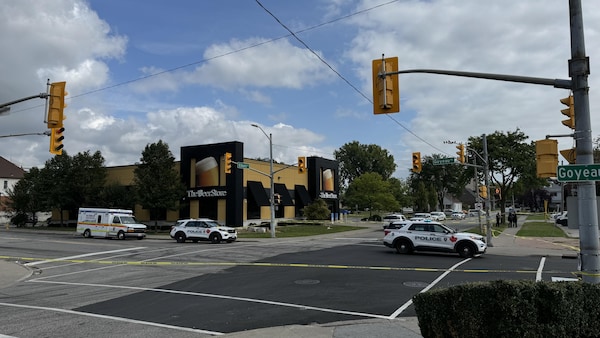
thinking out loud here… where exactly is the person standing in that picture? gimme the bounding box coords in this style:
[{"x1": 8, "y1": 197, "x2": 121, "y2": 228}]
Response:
[
  {"x1": 496, "y1": 212, "x2": 501, "y2": 227},
  {"x1": 507, "y1": 212, "x2": 514, "y2": 228}
]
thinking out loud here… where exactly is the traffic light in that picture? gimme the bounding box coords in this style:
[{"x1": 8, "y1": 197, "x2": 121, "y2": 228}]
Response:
[
  {"x1": 298, "y1": 156, "x2": 306, "y2": 173},
  {"x1": 560, "y1": 95, "x2": 575, "y2": 129},
  {"x1": 412, "y1": 152, "x2": 422, "y2": 173},
  {"x1": 479, "y1": 186, "x2": 488, "y2": 199},
  {"x1": 49, "y1": 127, "x2": 65, "y2": 155},
  {"x1": 535, "y1": 139, "x2": 558, "y2": 178},
  {"x1": 456, "y1": 144, "x2": 465, "y2": 163},
  {"x1": 47, "y1": 81, "x2": 67, "y2": 129},
  {"x1": 371, "y1": 56, "x2": 399, "y2": 114},
  {"x1": 560, "y1": 148, "x2": 576, "y2": 164},
  {"x1": 274, "y1": 193, "x2": 281, "y2": 205},
  {"x1": 224, "y1": 152, "x2": 232, "y2": 174}
]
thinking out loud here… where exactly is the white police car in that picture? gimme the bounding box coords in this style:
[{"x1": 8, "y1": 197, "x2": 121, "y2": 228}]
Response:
[
  {"x1": 170, "y1": 218, "x2": 237, "y2": 244},
  {"x1": 383, "y1": 220, "x2": 486, "y2": 258}
]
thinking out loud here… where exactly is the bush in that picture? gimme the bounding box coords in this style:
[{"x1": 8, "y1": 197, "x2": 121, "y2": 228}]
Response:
[
  {"x1": 302, "y1": 199, "x2": 331, "y2": 220},
  {"x1": 413, "y1": 280, "x2": 600, "y2": 338}
]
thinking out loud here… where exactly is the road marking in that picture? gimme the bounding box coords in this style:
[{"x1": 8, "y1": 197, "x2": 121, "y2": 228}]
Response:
[
  {"x1": 389, "y1": 258, "x2": 472, "y2": 319},
  {"x1": 29, "y1": 280, "x2": 391, "y2": 321},
  {"x1": 23, "y1": 247, "x2": 146, "y2": 266},
  {"x1": 536, "y1": 257, "x2": 546, "y2": 281},
  {"x1": 0, "y1": 302, "x2": 223, "y2": 335}
]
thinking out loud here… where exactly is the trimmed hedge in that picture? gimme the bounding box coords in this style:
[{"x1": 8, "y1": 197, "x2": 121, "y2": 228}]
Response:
[{"x1": 413, "y1": 280, "x2": 600, "y2": 338}]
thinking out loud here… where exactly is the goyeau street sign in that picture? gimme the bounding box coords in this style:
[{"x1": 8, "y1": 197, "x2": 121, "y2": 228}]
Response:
[
  {"x1": 433, "y1": 157, "x2": 455, "y2": 165},
  {"x1": 557, "y1": 164, "x2": 600, "y2": 182},
  {"x1": 237, "y1": 162, "x2": 250, "y2": 169}
]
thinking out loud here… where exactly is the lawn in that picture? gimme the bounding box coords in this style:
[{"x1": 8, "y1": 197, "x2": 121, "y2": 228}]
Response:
[{"x1": 517, "y1": 220, "x2": 566, "y2": 237}]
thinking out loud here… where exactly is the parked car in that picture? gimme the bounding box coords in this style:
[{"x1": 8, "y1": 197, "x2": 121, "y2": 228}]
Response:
[
  {"x1": 451, "y1": 212, "x2": 466, "y2": 220},
  {"x1": 430, "y1": 211, "x2": 446, "y2": 221},
  {"x1": 555, "y1": 211, "x2": 568, "y2": 227},
  {"x1": 382, "y1": 214, "x2": 407, "y2": 229}
]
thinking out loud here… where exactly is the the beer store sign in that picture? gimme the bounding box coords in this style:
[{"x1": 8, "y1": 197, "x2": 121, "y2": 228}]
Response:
[
  {"x1": 187, "y1": 188, "x2": 227, "y2": 198},
  {"x1": 557, "y1": 164, "x2": 600, "y2": 182}
]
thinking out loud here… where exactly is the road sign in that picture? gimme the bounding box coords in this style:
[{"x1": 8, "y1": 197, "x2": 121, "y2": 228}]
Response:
[
  {"x1": 557, "y1": 164, "x2": 600, "y2": 182},
  {"x1": 237, "y1": 162, "x2": 249, "y2": 169},
  {"x1": 433, "y1": 157, "x2": 455, "y2": 165}
]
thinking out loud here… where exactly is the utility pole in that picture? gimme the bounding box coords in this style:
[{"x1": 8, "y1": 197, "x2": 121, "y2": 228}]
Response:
[{"x1": 569, "y1": 0, "x2": 599, "y2": 283}]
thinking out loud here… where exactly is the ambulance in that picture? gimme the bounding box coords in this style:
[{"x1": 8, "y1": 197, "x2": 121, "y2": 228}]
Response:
[{"x1": 76, "y1": 208, "x2": 147, "y2": 240}]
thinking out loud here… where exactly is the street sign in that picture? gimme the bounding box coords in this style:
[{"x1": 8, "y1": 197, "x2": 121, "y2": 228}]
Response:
[
  {"x1": 237, "y1": 162, "x2": 249, "y2": 169},
  {"x1": 557, "y1": 164, "x2": 600, "y2": 182},
  {"x1": 433, "y1": 157, "x2": 455, "y2": 165}
]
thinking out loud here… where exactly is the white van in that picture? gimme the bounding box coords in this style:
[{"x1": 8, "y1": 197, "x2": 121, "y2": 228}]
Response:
[{"x1": 76, "y1": 208, "x2": 147, "y2": 240}]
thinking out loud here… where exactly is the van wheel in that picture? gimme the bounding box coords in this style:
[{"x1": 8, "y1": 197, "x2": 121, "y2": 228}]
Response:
[
  {"x1": 117, "y1": 231, "x2": 125, "y2": 240},
  {"x1": 175, "y1": 232, "x2": 186, "y2": 243},
  {"x1": 209, "y1": 233, "x2": 222, "y2": 244},
  {"x1": 83, "y1": 229, "x2": 91, "y2": 238}
]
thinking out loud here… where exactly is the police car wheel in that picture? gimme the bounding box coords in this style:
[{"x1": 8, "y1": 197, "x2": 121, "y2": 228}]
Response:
[
  {"x1": 395, "y1": 239, "x2": 413, "y2": 254},
  {"x1": 175, "y1": 232, "x2": 186, "y2": 243},
  {"x1": 458, "y1": 243, "x2": 475, "y2": 258},
  {"x1": 209, "y1": 233, "x2": 222, "y2": 244}
]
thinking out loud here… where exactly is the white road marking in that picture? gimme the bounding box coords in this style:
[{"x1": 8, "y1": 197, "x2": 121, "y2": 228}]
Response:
[
  {"x1": 0, "y1": 302, "x2": 223, "y2": 335},
  {"x1": 389, "y1": 258, "x2": 473, "y2": 319},
  {"x1": 24, "y1": 247, "x2": 146, "y2": 266},
  {"x1": 536, "y1": 257, "x2": 546, "y2": 281}
]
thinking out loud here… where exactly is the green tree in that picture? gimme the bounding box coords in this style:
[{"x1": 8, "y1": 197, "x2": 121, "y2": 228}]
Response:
[
  {"x1": 468, "y1": 129, "x2": 546, "y2": 213},
  {"x1": 334, "y1": 141, "x2": 396, "y2": 187},
  {"x1": 343, "y1": 172, "x2": 399, "y2": 216},
  {"x1": 98, "y1": 183, "x2": 136, "y2": 209},
  {"x1": 409, "y1": 153, "x2": 470, "y2": 211},
  {"x1": 387, "y1": 177, "x2": 413, "y2": 208},
  {"x1": 302, "y1": 198, "x2": 330, "y2": 220},
  {"x1": 133, "y1": 140, "x2": 185, "y2": 230},
  {"x1": 413, "y1": 181, "x2": 428, "y2": 212},
  {"x1": 7, "y1": 167, "x2": 44, "y2": 226}
]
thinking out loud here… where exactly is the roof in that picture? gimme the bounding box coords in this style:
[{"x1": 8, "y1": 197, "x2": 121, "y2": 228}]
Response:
[{"x1": 0, "y1": 157, "x2": 25, "y2": 179}]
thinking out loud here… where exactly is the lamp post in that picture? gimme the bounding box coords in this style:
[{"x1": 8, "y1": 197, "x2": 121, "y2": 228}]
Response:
[{"x1": 251, "y1": 124, "x2": 276, "y2": 238}]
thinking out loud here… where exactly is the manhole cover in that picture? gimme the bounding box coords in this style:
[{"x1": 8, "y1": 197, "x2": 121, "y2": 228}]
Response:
[
  {"x1": 294, "y1": 279, "x2": 320, "y2": 285},
  {"x1": 403, "y1": 281, "x2": 429, "y2": 288}
]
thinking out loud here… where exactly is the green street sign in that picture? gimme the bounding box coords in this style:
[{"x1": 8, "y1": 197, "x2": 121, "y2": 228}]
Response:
[
  {"x1": 237, "y1": 162, "x2": 250, "y2": 169},
  {"x1": 433, "y1": 157, "x2": 456, "y2": 165},
  {"x1": 557, "y1": 164, "x2": 600, "y2": 182}
]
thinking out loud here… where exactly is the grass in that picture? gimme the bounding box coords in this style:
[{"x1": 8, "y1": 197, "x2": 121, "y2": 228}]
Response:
[
  {"x1": 517, "y1": 220, "x2": 566, "y2": 237},
  {"x1": 238, "y1": 224, "x2": 365, "y2": 238}
]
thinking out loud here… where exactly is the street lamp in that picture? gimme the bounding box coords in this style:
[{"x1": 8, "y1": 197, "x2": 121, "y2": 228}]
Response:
[{"x1": 251, "y1": 124, "x2": 276, "y2": 238}]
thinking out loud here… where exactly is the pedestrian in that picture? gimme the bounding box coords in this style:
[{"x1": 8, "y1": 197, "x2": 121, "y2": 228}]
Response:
[
  {"x1": 496, "y1": 212, "x2": 500, "y2": 227},
  {"x1": 512, "y1": 212, "x2": 518, "y2": 227},
  {"x1": 507, "y1": 212, "x2": 514, "y2": 227}
]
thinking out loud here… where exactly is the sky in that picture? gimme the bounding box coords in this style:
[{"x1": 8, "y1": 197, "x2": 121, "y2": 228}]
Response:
[{"x1": 1, "y1": 0, "x2": 599, "y2": 180}]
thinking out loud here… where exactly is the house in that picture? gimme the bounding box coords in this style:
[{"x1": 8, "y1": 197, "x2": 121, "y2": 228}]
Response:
[{"x1": 0, "y1": 157, "x2": 25, "y2": 222}]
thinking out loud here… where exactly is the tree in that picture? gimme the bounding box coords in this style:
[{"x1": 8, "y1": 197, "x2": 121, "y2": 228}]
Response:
[
  {"x1": 133, "y1": 140, "x2": 185, "y2": 230},
  {"x1": 468, "y1": 129, "x2": 546, "y2": 215},
  {"x1": 409, "y1": 153, "x2": 471, "y2": 211},
  {"x1": 387, "y1": 177, "x2": 413, "y2": 208},
  {"x1": 343, "y1": 172, "x2": 399, "y2": 216},
  {"x1": 7, "y1": 167, "x2": 44, "y2": 226},
  {"x1": 334, "y1": 141, "x2": 396, "y2": 187}
]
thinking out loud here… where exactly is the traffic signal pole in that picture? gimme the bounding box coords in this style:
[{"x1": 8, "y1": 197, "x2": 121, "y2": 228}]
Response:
[{"x1": 568, "y1": 0, "x2": 599, "y2": 283}]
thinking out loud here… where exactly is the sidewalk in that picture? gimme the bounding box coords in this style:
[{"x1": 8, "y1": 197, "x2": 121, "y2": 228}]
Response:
[{"x1": 0, "y1": 217, "x2": 582, "y2": 337}]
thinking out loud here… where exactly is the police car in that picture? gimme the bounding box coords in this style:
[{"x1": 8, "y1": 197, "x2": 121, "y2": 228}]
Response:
[
  {"x1": 170, "y1": 218, "x2": 237, "y2": 244},
  {"x1": 383, "y1": 220, "x2": 486, "y2": 258}
]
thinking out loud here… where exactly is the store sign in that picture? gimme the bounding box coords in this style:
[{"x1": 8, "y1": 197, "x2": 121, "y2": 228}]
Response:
[
  {"x1": 187, "y1": 188, "x2": 227, "y2": 198},
  {"x1": 319, "y1": 192, "x2": 338, "y2": 199}
]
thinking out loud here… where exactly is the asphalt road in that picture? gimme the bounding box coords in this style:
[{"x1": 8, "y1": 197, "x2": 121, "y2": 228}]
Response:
[{"x1": 0, "y1": 223, "x2": 580, "y2": 337}]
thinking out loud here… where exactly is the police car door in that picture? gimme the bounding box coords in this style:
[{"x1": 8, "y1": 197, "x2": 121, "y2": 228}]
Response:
[
  {"x1": 430, "y1": 223, "x2": 451, "y2": 249},
  {"x1": 407, "y1": 223, "x2": 430, "y2": 247},
  {"x1": 187, "y1": 221, "x2": 202, "y2": 239}
]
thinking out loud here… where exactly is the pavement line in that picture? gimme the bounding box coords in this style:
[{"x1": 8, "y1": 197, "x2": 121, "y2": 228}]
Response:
[
  {"x1": 389, "y1": 258, "x2": 472, "y2": 319},
  {"x1": 0, "y1": 302, "x2": 223, "y2": 335},
  {"x1": 4, "y1": 256, "x2": 576, "y2": 275},
  {"x1": 23, "y1": 247, "x2": 146, "y2": 266},
  {"x1": 29, "y1": 280, "x2": 391, "y2": 320},
  {"x1": 536, "y1": 257, "x2": 547, "y2": 281}
]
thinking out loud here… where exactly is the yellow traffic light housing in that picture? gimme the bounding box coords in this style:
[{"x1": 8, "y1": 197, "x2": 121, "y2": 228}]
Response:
[
  {"x1": 560, "y1": 95, "x2": 575, "y2": 129},
  {"x1": 372, "y1": 56, "x2": 399, "y2": 114},
  {"x1": 298, "y1": 156, "x2": 306, "y2": 173},
  {"x1": 535, "y1": 139, "x2": 558, "y2": 178},
  {"x1": 456, "y1": 144, "x2": 465, "y2": 163},
  {"x1": 224, "y1": 152, "x2": 232, "y2": 174},
  {"x1": 412, "y1": 152, "x2": 422, "y2": 173},
  {"x1": 479, "y1": 186, "x2": 488, "y2": 199},
  {"x1": 49, "y1": 127, "x2": 65, "y2": 155},
  {"x1": 47, "y1": 81, "x2": 67, "y2": 129}
]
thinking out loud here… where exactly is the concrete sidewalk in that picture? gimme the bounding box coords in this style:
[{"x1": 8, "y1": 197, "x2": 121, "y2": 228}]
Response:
[{"x1": 0, "y1": 216, "x2": 582, "y2": 337}]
